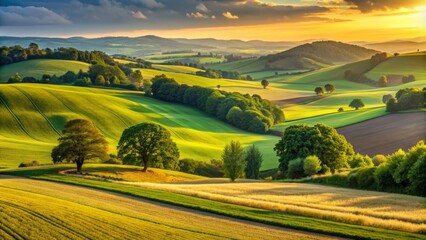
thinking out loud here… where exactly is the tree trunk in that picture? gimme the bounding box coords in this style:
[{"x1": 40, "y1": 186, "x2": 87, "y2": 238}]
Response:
[
  {"x1": 142, "y1": 160, "x2": 148, "y2": 172},
  {"x1": 76, "y1": 161, "x2": 83, "y2": 173}
]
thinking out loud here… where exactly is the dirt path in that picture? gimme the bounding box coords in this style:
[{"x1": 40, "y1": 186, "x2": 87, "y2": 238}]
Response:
[
  {"x1": 337, "y1": 112, "x2": 426, "y2": 156},
  {"x1": 0, "y1": 175, "x2": 343, "y2": 240}
]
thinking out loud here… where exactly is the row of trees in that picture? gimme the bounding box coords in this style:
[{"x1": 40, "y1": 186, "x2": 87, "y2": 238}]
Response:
[
  {"x1": 386, "y1": 87, "x2": 425, "y2": 112},
  {"x1": 196, "y1": 69, "x2": 253, "y2": 80},
  {"x1": 150, "y1": 75, "x2": 285, "y2": 133},
  {"x1": 310, "y1": 141, "x2": 426, "y2": 197},
  {"x1": 51, "y1": 119, "x2": 264, "y2": 180},
  {"x1": 1, "y1": 43, "x2": 116, "y2": 66}
]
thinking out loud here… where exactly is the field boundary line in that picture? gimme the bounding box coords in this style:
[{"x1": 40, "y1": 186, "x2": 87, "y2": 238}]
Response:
[
  {"x1": 0, "y1": 92, "x2": 41, "y2": 141},
  {"x1": 12, "y1": 86, "x2": 62, "y2": 137}
]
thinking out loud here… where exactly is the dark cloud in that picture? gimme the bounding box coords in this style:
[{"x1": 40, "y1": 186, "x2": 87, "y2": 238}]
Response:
[
  {"x1": 0, "y1": 6, "x2": 70, "y2": 26},
  {"x1": 344, "y1": 0, "x2": 421, "y2": 13}
]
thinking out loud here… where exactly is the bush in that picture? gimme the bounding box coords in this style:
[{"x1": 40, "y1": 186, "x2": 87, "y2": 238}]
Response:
[
  {"x1": 303, "y1": 155, "x2": 321, "y2": 176},
  {"x1": 287, "y1": 158, "x2": 304, "y2": 179},
  {"x1": 372, "y1": 154, "x2": 387, "y2": 166},
  {"x1": 348, "y1": 153, "x2": 373, "y2": 168},
  {"x1": 18, "y1": 160, "x2": 40, "y2": 168},
  {"x1": 408, "y1": 154, "x2": 426, "y2": 196},
  {"x1": 338, "y1": 107, "x2": 344, "y2": 112},
  {"x1": 374, "y1": 164, "x2": 396, "y2": 191}
]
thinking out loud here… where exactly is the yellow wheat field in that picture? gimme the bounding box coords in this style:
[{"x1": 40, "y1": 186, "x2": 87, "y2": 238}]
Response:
[{"x1": 124, "y1": 180, "x2": 426, "y2": 233}]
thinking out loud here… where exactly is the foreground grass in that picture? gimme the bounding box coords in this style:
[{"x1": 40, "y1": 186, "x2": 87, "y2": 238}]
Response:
[
  {"x1": 0, "y1": 176, "x2": 324, "y2": 240},
  {"x1": 0, "y1": 166, "x2": 424, "y2": 240}
]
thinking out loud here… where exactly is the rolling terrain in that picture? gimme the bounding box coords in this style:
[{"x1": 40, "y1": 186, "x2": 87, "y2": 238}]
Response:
[
  {"x1": 0, "y1": 84, "x2": 279, "y2": 169},
  {"x1": 0, "y1": 59, "x2": 90, "y2": 81}
]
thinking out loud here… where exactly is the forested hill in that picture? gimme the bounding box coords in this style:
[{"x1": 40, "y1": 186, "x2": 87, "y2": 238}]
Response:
[{"x1": 261, "y1": 41, "x2": 379, "y2": 70}]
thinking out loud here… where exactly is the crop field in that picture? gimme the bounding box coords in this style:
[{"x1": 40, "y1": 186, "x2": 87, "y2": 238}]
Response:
[
  {"x1": 0, "y1": 84, "x2": 280, "y2": 169},
  {"x1": 1, "y1": 166, "x2": 423, "y2": 240},
  {"x1": 337, "y1": 112, "x2": 426, "y2": 156},
  {"x1": 0, "y1": 176, "x2": 332, "y2": 240},
  {"x1": 0, "y1": 59, "x2": 90, "y2": 82},
  {"x1": 207, "y1": 58, "x2": 267, "y2": 73},
  {"x1": 128, "y1": 179, "x2": 426, "y2": 233},
  {"x1": 144, "y1": 53, "x2": 224, "y2": 64}
]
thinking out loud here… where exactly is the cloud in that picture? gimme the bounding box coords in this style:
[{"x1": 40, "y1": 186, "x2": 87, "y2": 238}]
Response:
[
  {"x1": 132, "y1": 10, "x2": 147, "y2": 19},
  {"x1": 343, "y1": 0, "x2": 421, "y2": 12},
  {"x1": 0, "y1": 6, "x2": 70, "y2": 26},
  {"x1": 186, "y1": 12, "x2": 209, "y2": 18},
  {"x1": 222, "y1": 11, "x2": 239, "y2": 19},
  {"x1": 137, "y1": 0, "x2": 163, "y2": 8},
  {"x1": 196, "y1": 3, "x2": 209, "y2": 12}
]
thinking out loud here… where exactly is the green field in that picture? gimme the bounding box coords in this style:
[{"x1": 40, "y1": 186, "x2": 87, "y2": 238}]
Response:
[
  {"x1": 152, "y1": 64, "x2": 203, "y2": 74},
  {"x1": 208, "y1": 58, "x2": 267, "y2": 73},
  {"x1": 144, "y1": 53, "x2": 224, "y2": 64},
  {"x1": 1, "y1": 165, "x2": 424, "y2": 240},
  {"x1": 0, "y1": 59, "x2": 90, "y2": 82},
  {"x1": 0, "y1": 84, "x2": 279, "y2": 169}
]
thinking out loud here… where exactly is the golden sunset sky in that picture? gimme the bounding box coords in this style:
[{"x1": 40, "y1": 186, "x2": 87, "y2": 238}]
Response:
[{"x1": 1, "y1": 0, "x2": 425, "y2": 41}]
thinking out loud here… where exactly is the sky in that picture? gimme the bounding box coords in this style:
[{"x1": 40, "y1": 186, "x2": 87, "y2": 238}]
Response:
[{"x1": 0, "y1": 0, "x2": 425, "y2": 42}]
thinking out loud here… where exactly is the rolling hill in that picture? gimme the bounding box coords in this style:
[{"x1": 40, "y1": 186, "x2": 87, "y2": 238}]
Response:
[
  {"x1": 0, "y1": 59, "x2": 90, "y2": 82},
  {"x1": 0, "y1": 84, "x2": 279, "y2": 169},
  {"x1": 209, "y1": 41, "x2": 379, "y2": 73}
]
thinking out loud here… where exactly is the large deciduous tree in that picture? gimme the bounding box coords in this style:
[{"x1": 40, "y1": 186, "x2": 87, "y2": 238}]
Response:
[
  {"x1": 274, "y1": 124, "x2": 354, "y2": 175},
  {"x1": 51, "y1": 119, "x2": 108, "y2": 173},
  {"x1": 244, "y1": 144, "x2": 263, "y2": 179},
  {"x1": 117, "y1": 123, "x2": 179, "y2": 172},
  {"x1": 222, "y1": 141, "x2": 245, "y2": 182}
]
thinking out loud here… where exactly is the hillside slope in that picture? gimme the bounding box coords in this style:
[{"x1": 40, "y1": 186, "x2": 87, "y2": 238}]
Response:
[
  {"x1": 210, "y1": 41, "x2": 378, "y2": 72},
  {"x1": 0, "y1": 59, "x2": 90, "y2": 82},
  {"x1": 0, "y1": 84, "x2": 279, "y2": 169}
]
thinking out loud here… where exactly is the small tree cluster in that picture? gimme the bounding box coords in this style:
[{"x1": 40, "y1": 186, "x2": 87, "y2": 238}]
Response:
[
  {"x1": 386, "y1": 88, "x2": 425, "y2": 112},
  {"x1": 275, "y1": 124, "x2": 354, "y2": 176},
  {"x1": 402, "y1": 75, "x2": 415, "y2": 84}
]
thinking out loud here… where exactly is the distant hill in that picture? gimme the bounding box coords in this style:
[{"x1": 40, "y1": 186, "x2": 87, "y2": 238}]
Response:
[
  {"x1": 209, "y1": 41, "x2": 379, "y2": 72},
  {"x1": 261, "y1": 41, "x2": 379, "y2": 69},
  {"x1": 362, "y1": 41, "x2": 426, "y2": 54}
]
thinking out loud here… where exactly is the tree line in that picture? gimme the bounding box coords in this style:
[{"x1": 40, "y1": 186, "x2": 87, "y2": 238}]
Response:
[
  {"x1": 196, "y1": 69, "x2": 253, "y2": 80},
  {"x1": 385, "y1": 87, "x2": 425, "y2": 112},
  {"x1": 150, "y1": 74, "x2": 285, "y2": 133}
]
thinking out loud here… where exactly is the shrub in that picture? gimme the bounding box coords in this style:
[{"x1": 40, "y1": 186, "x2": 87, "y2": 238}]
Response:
[
  {"x1": 338, "y1": 107, "x2": 344, "y2": 112},
  {"x1": 408, "y1": 154, "x2": 426, "y2": 196},
  {"x1": 374, "y1": 164, "x2": 396, "y2": 191},
  {"x1": 348, "y1": 153, "x2": 373, "y2": 168},
  {"x1": 18, "y1": 160, "x2": 40, "y2": 168},
  {"x1": 303, "y1": 155, "x2": 321, "y2": 176},
  {"x1": 372, "y1": 154, "x2": 387, "y2": 166},
  {"x1": 287, "y1": 158, "x2": 304, "y2": 179}
]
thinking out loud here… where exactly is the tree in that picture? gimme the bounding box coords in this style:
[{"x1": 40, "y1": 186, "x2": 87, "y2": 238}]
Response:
[
  {"x1": 314, "y1": 87, "x2": 324, "y2": 95},
  {"x1": 244, "y1": 144, "x2": 263, "y2": 179},
  {"x1": 372, "y1": 154, "x2": 387, "y2": 166},
  {"x1": 287, "y1": 158, "x2": 304, "y2": 179},
  {"x1": 143, "y1": 79, "x2": 152, "y2": 96},
  {"x1": 378, "y1": 75, "x2": 388, "y2": 87},
  {"x1": 338, "y1": 107, "x2": 344, "y2": 112},
  {"x1": 130, "y1": 70, "x2": 144, "y2": 88},
  {"x1": 217, "y1": 84, "x2": 221, "y2": 89},
  {"x1": 261, "y1": 79, "x2": 269, "y2": 89},
  {"x1": 95, "y1": 75, "x2": 106, "y2": 86},
  {"x1": 324, "y1": 84, "x2": 335, "y2": 93},
  {"x1": 348, "y1": 153, "x2": 373, "y2": 168},
  {"x1": 382, "y1": 94, "x2": 393, "y2": 104},
  {"x1": 303, "y1": 156, "x2": 321, "y2": 176},
  {"x1": 275, "y1": 124, "x2": 354, "y2": 174},
  {"x1": 110, "y1": 76, "x2": 120, "y2": 85},
  {"x1": 349, "y1": 99, "x2": 365, "y2": 110},
  {"x1": 222, "y1": 141, "x2": 245, "y2": 182},
  {"x1": 8, "y1": 73, "x2": 21, "y2": 83},
  {"x1": 117, "y1": 123, "x2": 179, "y2": 172},
  {"x1": 51, "y1": 119, "x2": 108, "y2": 173}
]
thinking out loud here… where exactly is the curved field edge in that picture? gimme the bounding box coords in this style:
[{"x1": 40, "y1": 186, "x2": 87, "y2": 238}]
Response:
[{"x1": 0, "y1": 166, "x2": 424, "y2": 240}]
